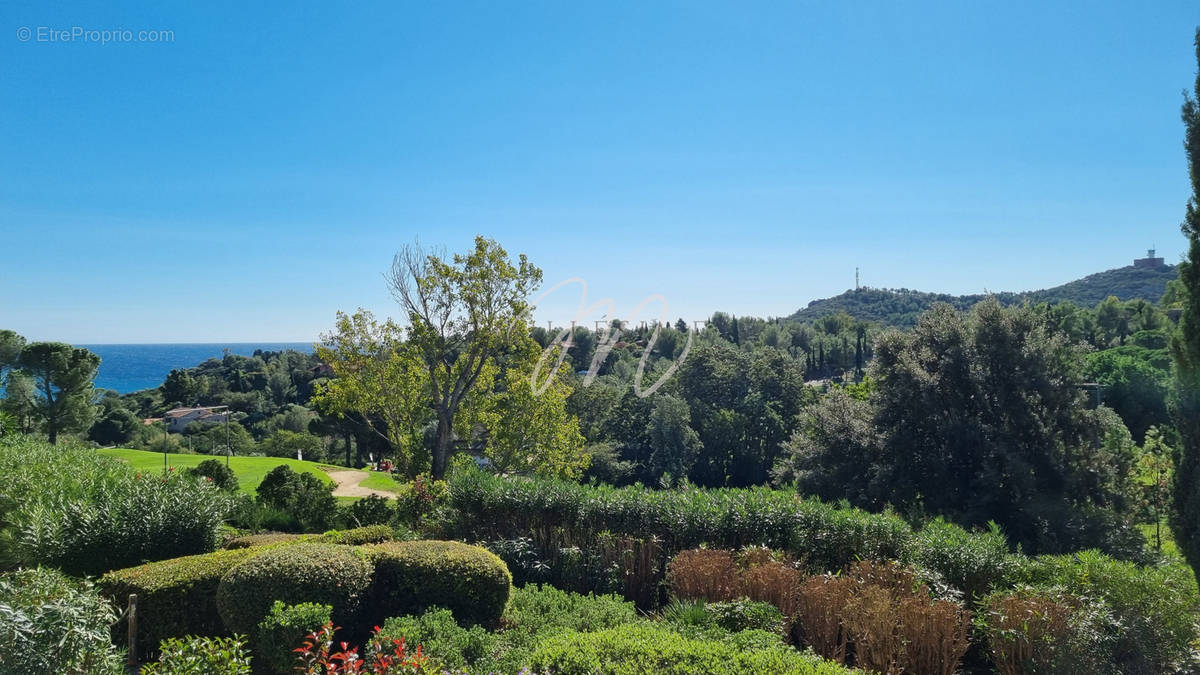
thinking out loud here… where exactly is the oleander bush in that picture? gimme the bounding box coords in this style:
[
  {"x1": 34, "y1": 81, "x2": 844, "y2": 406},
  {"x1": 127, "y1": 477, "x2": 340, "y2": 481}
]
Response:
[
  {"x1": 362, "y1": 540, "x2": 512, "y2": 628},
  {"x1": 216, "y1": 543, "x2": 373, "y2": 635},
  {"x1": 527, "y1": 622, "x2": 856, "y2": 674},
  {"x1": 448, "y1": 466, "x2": 911, "y2": 606},
  {"x1": 449, "y1": 466, "x2": 910, "y2": 559},
  {"x1": 904, "y1": 518, "x2": 1017, "y2": 601},
  {"x1": 140, "y1": 635, "x2": 252, "y2": 675},
  {"x1": 976, "y1": 586, "x2": 1114, "y2": 675},
  {"x1": 253, "y1": 601, "x2": 332, "y2": 675},
  {"x1": 0, "y1": 567, "x2": 126, "y2": 675},
  {"x1": 1012, "y1": 550, "x2": 1200, "y2": 673},
  {"x1": 0, "y1": 436, "x2": 230, "y2": 576},
  {"x1": 100, "y1": 547, "x2": 262, "y2": 656}
]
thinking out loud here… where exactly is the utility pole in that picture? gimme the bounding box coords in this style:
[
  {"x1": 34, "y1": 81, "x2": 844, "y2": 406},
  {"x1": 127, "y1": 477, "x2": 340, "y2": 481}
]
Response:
[{"x1": 856, "y1": 267, "x2": 860, "y2": 290}]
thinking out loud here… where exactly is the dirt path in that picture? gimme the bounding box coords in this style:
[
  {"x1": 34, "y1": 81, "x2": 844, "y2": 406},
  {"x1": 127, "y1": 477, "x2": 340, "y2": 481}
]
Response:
[{"x1": 324, "y1": 469, "x2": 395, "y2": 498}]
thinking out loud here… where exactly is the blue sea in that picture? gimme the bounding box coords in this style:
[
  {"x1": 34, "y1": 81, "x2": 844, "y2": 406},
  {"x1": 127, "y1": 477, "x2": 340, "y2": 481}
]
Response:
[{"x1": 81, "y1": 343, "x2": 314, "y2": 394}]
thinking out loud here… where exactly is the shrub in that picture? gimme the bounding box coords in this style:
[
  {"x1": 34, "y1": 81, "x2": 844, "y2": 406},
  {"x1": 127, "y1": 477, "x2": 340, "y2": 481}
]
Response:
[
  {"x1": 184, "y1": 458, "x2": 239, "y2": 491},
  {"x1": 99, "y1": 547, "x2": 262, "y2": 656},
  {"x1": 790, "y1": 499, "x2": 913, "y2": 573},
  {"x1": 896, "y1": 596, "x2": 971, "y2": 675},
  {"x1": 505, "y1": 583, "x2": 637, "y2": 635},
  {"x1": 904, "y1": 519, "x2": 1017, "y2": 601},
  {"x1": 140, "y1": 636, "x2": 252, "y2": 675},
  {"x1": 293, "y1": 622, "x2": 429, "y2": 675},
  {"x1": 344, "y1": 494, "x2": 394, "y2": 527},
  {"x1": 378, "y1": 608, "x2": 492, "y2": 671},
  {"x1": 0, "y1": 567, "x2": 125, "y2": 675},
  {"x1": 393, "y1": 474, "x2": 449, "y2": 525},
  {"x1": 667, "y1": 548, "x2": 742, "y2": 602},
  {"x1": 660, "y1": 598, "x2": 713, "y2": 628},
  {"x1": 0, "y1": 438, "x2": 230, "y2": 576},
  {"x1": 362, "y1": 540, "x2": 512, "y2": 628},
  {"x1": 224, "y1": 533, "x2": 309, "y2": 549},
  {"x1": 741, "y1": 560, "x2": 803, "y2": 620},
  {"x1": 256, "y1": 465, "x2": 338, "y2": 532},
  {"x1": 216, "y1": 543, "x2": 373, "y2": 635},
  {"x1": 321, "y1": 524, "x2": 397, "y2": 545},
  {"x1": 1012, "y1": 550, "x2": 1198, "y2": 672},
  {"x1": 450, "y1": 584, "x2": 638, "y2": 674},
  {"x1": 254, "y1": 601, "x2": 332, "y2": 675},
  {"x1": 527, "y1": 622, "x2": 856, "y2": 674},
  {"x1": 793, "y1": 575, "x2": 855, "y2": 662},
  {"x1": 447, "y1": 465, "x2": 912, "y2": 606},
  {"x1": 976, "y1": 586, "x2": 1114, "y2": 675},
  {"x1": 704, "y1": 598, "x2": 786, "y2": 634},
  {"x1": 792, "y1": 561, "x2": 971, "y2": 674}
]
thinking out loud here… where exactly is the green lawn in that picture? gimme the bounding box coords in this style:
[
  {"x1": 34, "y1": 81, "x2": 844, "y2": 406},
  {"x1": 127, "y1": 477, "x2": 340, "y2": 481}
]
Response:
[
  {"x1": 98, "y1": 448, "x2": 336, "y2": 495},
  {"x1": 358, "y1": 471, "x2": 402, "y2": 493},
  {"x1": 1139, "y1": 520, "x2": 1180, "y2": 558}
]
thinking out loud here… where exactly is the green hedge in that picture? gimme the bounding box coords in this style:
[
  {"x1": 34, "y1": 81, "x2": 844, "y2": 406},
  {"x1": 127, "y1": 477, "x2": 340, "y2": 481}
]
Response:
[
  {"x1": 448, "y1": 467, "x2": 911, "y2": 566},
  {"x1": 99, "y1": 547, "x2": 261, "y2": 656},
  {"x1": 216, "y1": 543, "x2": 373, "y2": 635},
  {"x1": 527, "y1": 623, "x2": 855, "y2": 674},
  {"x1": 363, "y1": 540, "x2": 512, "y2": 627},
  {"x1": 222, "y1": 526, "x2": 398, "y2": 550},
  {"x1": 1012, "y1": 550, "x2": 1200, "y2": 673}
]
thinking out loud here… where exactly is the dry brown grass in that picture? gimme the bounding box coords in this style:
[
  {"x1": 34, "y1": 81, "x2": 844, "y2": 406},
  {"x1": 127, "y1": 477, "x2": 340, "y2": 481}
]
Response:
[{"x1": 666, "y1": 548, "x2": 742, "y2": 602}]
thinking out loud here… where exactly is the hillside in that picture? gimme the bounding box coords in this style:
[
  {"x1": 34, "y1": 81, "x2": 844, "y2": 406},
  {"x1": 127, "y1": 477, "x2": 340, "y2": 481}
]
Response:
[{"x1": 789, "y1": 263, "x2": 1178, "y2": 327}]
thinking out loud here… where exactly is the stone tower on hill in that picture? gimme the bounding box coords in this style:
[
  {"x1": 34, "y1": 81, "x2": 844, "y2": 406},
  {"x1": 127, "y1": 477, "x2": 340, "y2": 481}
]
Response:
[{"x1": 1135, "y1": 248, "x2": 1165, "y2": 269}]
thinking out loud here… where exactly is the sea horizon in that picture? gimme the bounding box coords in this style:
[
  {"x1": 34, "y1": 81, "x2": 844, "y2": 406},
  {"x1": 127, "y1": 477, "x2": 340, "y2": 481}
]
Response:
[{"x1": 81, "y1": 342, "x2": 315, "y2": 394}]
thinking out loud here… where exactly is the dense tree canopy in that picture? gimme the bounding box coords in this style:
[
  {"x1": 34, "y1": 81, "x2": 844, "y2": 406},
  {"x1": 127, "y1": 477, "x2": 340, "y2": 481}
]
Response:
[{"x1": 777, "y1": 300, "x2": 1141, "y2": 555}]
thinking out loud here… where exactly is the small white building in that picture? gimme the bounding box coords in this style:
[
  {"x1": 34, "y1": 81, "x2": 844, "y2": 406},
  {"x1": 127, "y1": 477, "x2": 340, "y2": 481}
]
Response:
[{"x1": 163, "y1": 407, "x2": 228, "y2": 433}]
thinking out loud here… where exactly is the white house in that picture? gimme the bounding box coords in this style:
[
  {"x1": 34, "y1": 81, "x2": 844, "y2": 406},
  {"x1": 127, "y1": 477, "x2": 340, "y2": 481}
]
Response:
[{"x1": 163, "y1": 407, "x2": 228, "y2": 433}]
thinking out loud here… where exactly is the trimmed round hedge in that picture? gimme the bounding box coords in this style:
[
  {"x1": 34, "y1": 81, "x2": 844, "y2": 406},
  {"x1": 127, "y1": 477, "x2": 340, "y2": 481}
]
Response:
[
  {"x1": 363, "y1": 540, "x2": 512, "y2": 627},
  {"x1": 216, "y1": 543, "x2": 373, "y2": 635},
  {"x1": 100, "y1": 547, "x2": 261, "y2": 657}
]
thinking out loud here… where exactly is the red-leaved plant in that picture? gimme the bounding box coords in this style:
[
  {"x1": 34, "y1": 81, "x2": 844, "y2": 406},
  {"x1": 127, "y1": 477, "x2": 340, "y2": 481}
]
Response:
[{"x1": 293, "y1": 622, "x2": 427, "y2": 674}]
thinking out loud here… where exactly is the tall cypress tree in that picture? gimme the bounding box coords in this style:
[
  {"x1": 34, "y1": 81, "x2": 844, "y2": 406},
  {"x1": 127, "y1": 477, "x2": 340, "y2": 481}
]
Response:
[{"x1": 1169, "y1": 27, "x2": 1200, "y2": 578}]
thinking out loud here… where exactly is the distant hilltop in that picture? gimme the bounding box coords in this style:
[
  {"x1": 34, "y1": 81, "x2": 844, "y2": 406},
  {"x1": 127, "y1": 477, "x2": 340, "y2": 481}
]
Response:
[{"x1": 790, "y1": 252, "x2": 1178, "y2": 328}]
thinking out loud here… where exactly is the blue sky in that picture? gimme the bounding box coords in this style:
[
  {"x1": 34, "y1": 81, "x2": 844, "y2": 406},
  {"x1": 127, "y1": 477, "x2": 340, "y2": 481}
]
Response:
[{"x1": 3, "y1": 1, "x2": 1200, "y2": 343}]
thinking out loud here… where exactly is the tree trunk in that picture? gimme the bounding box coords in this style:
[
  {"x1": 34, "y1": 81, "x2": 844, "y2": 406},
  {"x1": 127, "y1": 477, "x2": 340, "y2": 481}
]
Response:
[
  {"x1": 432, "y1": 414, "x2": 454, "y2": 479},
  {"x1": 48, "y1": 422, "x2": 57, "y2": 445},
  {"x1": 344, "y1": 430, "x2": 352, "y2": 467}
]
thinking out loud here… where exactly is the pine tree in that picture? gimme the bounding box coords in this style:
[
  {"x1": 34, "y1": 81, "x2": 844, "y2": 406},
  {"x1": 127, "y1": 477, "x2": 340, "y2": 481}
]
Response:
[{"x1": 1169, "y1": 27, "x2": 1200, "y2": 579}]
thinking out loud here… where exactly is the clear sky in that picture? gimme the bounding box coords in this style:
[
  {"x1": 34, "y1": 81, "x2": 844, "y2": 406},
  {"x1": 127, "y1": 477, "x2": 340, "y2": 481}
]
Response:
[{"x1": 3, "y1": 1, "x2": 1200, "y2": 343}]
